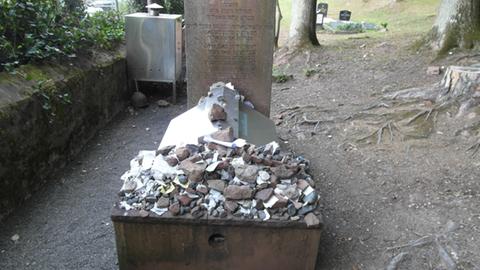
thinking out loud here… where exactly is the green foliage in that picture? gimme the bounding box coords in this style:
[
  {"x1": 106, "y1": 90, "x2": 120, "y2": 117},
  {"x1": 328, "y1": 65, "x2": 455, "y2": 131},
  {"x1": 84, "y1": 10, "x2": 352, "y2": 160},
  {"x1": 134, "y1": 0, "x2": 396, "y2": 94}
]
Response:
[
  {"x1": 85, "y1": 11, "x2": 125, "y2": 50},
  {"x1": 304, "y1": 68, "x2": 320, "y2": 78},
  {"x1": 119, "y1": 0, "x2": 143, "y2": 14},
  {"x1": 272, "y1": 71, "x2": 293, "y2": 83},
  {"x1": 336, "y1": 23, "x2": 365, "y2": 33},
  {"x1": 0, "y1": 0, "x2": 125, "y2": 72},
  {"x1": 272, "y1": 66, "x2": 293, "y2": 83},
  {"x1": 279, "y1": 0, "x2": 440, "y2": 41},
  {"x1": 32, "y1": 79, "x2": 72, "y2": 124},
  {"x1": 273, "y1": 74, "x2": 293, "y2": 83},
  {"x1": 162, "y1": 0, "x2": 184, "y2": 14}
]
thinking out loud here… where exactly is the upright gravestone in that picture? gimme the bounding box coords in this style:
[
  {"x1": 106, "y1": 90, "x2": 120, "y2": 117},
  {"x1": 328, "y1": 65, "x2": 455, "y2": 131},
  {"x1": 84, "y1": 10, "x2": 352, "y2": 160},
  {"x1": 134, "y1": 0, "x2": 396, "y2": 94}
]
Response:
[
  {"x1": 184, "y1": 0, "x2": 276, "y2": 116},
  {"x1": 339, "y1": 10, "x2": 352, "y2": 21},
  {"x1": 316, "y1": 3, "x2": 328, "y2": 25}
]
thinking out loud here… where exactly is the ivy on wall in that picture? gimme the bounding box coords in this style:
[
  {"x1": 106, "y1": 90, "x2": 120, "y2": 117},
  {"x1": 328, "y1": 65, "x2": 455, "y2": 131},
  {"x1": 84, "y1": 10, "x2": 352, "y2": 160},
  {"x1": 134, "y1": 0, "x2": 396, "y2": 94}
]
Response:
[{"x1": 0, "y1": 0, "x2": 125, "y2": 72}]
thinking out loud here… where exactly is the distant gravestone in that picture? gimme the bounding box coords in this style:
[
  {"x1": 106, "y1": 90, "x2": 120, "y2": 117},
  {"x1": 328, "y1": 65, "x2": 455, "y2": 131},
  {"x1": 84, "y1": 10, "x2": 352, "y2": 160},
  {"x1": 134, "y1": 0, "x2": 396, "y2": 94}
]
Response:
[
  {"x1": 339, "y1": 10, "x2": 352, "y2": 21},
  {"x1": 316, "y1": 3, "x2": 328, "y2": 25},
  {"x1": 184, "y1": 0, "x2": 276, "y2": 116},
  {"x1": 317, "y1": 3, "x2": 328, "y2": 16}
]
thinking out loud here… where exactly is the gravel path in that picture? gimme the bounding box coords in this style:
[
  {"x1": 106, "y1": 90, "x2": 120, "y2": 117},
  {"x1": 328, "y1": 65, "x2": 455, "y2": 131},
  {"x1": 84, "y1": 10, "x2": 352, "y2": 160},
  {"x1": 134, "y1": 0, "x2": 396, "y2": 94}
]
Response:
[{"x1": 0, "y1": 101, "x2": 185, "y2": 270}]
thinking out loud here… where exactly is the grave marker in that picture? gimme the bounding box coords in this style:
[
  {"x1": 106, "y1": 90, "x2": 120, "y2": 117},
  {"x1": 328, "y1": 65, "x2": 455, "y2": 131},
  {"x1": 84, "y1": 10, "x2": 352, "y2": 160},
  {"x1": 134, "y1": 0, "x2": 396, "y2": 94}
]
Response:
[
  {"x1": 316, "y1": 3, "x2": 328, "y2": 25},
  {"x1": 184, "y1": 0, "x2": 276, "y2": 116},
  {"x1": 339, "y1": 10, "x2": 352, "y2": 21}
]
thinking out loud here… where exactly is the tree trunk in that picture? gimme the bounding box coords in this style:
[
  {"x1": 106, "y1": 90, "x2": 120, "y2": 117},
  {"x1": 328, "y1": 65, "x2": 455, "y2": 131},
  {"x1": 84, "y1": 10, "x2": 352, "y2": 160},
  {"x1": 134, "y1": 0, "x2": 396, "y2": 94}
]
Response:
[
  {"x1": 288, "y1": 0, "x2": 320, "y2": 48},
  {"x1": 274, "y1": 0, "x2": 283, "y2": 48},
  {"x1": 429, "y1": 0, "x2": 480, "y2": 53},
  {"x1": 437, "y1": 65, "x2": 480, "y2": 116}
]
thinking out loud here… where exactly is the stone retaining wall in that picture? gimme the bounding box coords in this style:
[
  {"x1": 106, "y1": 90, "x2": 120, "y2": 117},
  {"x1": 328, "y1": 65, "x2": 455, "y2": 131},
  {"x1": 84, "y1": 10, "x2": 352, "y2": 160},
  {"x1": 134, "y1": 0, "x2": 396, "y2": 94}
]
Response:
[{"x1": 0, "y1": 48, "x2": 130, "y2": 220}]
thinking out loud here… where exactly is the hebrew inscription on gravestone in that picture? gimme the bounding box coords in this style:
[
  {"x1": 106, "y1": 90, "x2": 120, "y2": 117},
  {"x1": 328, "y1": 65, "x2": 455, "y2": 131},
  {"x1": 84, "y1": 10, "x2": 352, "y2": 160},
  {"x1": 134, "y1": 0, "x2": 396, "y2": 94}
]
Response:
[{"x1": 185, "y1": 0, "x2": 276, "y2": 116}]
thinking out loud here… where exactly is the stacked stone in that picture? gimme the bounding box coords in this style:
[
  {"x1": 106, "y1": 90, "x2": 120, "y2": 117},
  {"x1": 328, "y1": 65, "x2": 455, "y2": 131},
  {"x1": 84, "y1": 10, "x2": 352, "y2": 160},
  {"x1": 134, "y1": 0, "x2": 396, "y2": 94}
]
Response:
[{"x1": 117, "y1": 131, "x2": 321, "y2": 227}]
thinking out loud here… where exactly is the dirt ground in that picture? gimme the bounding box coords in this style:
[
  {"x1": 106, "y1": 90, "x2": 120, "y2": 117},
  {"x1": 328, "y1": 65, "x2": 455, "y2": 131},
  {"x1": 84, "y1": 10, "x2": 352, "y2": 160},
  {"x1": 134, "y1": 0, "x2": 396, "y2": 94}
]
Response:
[
  {"x1": 0, "y1": 32, "x2": 479, "y2": 269},
  {"x1": 0, "y1": 101, "x2": 186, "y2": 269},
  {"x1": 272, "y1": 34, "x2": 480, "y2": 269}
]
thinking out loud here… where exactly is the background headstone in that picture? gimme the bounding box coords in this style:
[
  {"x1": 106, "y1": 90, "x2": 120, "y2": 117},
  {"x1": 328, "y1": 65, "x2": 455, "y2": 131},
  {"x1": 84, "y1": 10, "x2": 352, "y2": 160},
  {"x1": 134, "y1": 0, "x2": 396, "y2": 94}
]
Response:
[
  {"x1": 317, "y1": 3, "x2": 328, "y2": 16},
  {"x1": 339, "y1": 10, "x2": 352, "y2": 21},
  {"x1": 316, "y1": 3, "x2": 329, "y2": 25},
  {"x1": 185, "y1": 0, "x2": 276, "y2": 116}
]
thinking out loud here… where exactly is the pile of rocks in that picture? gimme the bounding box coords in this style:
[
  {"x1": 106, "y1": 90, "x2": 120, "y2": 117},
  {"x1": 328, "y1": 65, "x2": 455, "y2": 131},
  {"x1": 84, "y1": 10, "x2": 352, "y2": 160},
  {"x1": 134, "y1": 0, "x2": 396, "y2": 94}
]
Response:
[{"x1": 117, "y1": 129, "x2": 321, "y2": 227}]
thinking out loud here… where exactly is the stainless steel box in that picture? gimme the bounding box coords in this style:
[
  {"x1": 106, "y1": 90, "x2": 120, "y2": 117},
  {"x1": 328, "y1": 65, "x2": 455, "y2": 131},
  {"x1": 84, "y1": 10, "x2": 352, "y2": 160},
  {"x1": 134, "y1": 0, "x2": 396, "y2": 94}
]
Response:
[{"x1": 125, "y1": 13, "x2": 182, "y2": 103}]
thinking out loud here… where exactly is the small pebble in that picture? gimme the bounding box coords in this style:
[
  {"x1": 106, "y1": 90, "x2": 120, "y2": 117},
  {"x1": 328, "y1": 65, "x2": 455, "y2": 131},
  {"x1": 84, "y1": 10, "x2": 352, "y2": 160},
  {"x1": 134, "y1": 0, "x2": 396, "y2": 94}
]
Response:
[{"x1": 11, "y1": 234, "x2": 20, "y2": 242}]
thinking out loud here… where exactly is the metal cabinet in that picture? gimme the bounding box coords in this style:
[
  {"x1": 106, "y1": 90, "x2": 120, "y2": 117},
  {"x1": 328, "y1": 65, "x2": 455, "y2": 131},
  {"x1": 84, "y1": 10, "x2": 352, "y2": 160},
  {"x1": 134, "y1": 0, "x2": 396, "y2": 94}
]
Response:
[{"x1": 125, "y1": 13, "x2": 182, "y2": 103}]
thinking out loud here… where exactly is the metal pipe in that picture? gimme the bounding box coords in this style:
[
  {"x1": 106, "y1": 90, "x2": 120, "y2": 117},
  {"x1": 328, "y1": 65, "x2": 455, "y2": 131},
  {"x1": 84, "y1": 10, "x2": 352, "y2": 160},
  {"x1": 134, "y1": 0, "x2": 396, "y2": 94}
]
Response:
[{"x1": 147, "y1": 0, "x2": 152, "y2": 15}]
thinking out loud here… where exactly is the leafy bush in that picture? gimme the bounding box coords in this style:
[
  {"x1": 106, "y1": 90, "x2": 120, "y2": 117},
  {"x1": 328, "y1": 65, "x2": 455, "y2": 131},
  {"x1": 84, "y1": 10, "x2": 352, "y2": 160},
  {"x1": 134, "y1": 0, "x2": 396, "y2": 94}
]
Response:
[
  {"x1": 119, "y1": 0, "x2": 143, "y2": 14},
  {"x1": 324, "y1": 21, "x2": 365, "y2": 34},
  {"x1": 336, "y1": 22, "x2": 364, "y2": 33},
  {"x1": 84, "y1": 11, "x2": 125, "y2": 50},
  {"x1": 0, "y1": 0, "x2": 125, "y2": 72},
  {"x1": 163, "y1": 0, "x2": 184, "y2": 14}
]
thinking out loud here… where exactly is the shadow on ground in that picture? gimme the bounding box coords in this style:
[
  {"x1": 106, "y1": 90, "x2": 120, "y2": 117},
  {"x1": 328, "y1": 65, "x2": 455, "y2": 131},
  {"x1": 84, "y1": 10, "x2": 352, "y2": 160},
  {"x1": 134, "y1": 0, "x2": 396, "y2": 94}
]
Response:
[{"x1": 0, "y1": 100, "x2": 185, "y2": 270}]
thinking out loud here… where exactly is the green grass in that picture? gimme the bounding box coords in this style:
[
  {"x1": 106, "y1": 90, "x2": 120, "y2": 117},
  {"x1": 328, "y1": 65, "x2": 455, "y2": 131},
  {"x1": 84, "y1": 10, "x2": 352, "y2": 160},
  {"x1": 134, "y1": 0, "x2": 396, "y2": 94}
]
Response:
[
  {"x1": 358, "y1": 0, "x2": 439, "y2": 34},
  {"x1": 278, "y1": 0, "x2": 440, "y2": 41},
  {"x1": 279, "y1": 0, "x2": 292, "y2": 35}
]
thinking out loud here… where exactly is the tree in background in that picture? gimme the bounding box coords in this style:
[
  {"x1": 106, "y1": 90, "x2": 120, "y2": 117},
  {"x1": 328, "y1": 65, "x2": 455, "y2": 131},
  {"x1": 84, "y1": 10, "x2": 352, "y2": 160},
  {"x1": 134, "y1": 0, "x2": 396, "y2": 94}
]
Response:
[
  {"x1": 64, "y1": 0, "x2": 84, "y2": 12},
  {"x1": 429, "y1": 0, "x2": 480, "y2": 54},
  {"x1": 287, "y1": 0, "x2": 319, "y2": 48}
]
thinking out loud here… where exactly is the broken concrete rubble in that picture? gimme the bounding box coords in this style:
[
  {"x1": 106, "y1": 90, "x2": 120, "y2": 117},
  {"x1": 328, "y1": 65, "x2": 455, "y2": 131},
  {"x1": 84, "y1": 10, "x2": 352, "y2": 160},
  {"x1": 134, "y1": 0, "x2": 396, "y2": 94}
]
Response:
[
  {"x1": 224, "y1": 185, "x2": 254, "y2": 200},
  {"x1": 304, "y1": 213, "x2": 321, "y2": 227},
  {"x1": 234, "y1": 165, "x2": 259, "y2": 183},
  {"x1": 255, "y1": 188, "x2": 273, "y2": 202},
  {"x1": 116, "y1": 83, "x2": 321, "y2": 225},
  {"x1": 207, "y1": 180, "x2": 226, "y2": 192},
  {"x1": 208, "y1": 103, "x2": 227, "y2": 122},
  {"x1": 116, "y1": 138, "x2": 321, "y2": 225}
]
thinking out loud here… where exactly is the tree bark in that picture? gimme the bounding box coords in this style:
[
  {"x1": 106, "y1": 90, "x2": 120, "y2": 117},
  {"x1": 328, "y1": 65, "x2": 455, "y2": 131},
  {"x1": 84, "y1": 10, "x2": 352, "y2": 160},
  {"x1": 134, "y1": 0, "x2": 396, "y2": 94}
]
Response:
[
  {"x1": 274, "y1": 0, "x2": 283, "y2": 48},
  {"x1": 288, "y1": 0, "x2": 320, "y2": 48},
  {"x1": 437, "y1": 66, "x2": 480, "y2": 116},
  {"x1": 429, "y1": 0, "x2": 480, "y2": 53}
]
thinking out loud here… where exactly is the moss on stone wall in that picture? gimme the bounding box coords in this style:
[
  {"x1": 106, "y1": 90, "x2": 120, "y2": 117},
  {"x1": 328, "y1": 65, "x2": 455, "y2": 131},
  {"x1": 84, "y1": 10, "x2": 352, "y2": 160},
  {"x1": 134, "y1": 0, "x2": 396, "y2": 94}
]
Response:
[{"x1": 0, "y1": 47, "x2": 131, "y2": 220}]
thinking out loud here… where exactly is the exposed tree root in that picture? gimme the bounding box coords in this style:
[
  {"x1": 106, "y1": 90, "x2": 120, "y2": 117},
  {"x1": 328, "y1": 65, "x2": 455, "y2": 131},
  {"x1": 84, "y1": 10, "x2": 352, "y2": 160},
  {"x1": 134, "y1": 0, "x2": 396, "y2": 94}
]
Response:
[
  {"x1": 383, "y1": 222, "x2": 461, "y2": 269},
  {"x1": 455, "y1": 121, "x2": 480, "y2": 136},
  {"x1": 386, "y1": 252, "x2": 409, "y2": 270},
  {"x1": 357, "y1": 121, "x2": 404, "y2": 145},
  {"x1": 363, "y1": 102, "x2": 392, "y2": 111},
  {"x1": 385, "y1": 235, "x2": 434, "y2": 252},
  {"x1": 275, "y1": 43, "x2": 316, "y2": 65},
  {"x1": 349, "y1": 65, "x2": 480, "y2": 147},
  {"x1": 467, "y1": 140, "x2": 480, "y2": 156},
  {"x1": 278, "y1": 105, "x2": 322, "y2": 114},
  {"x1": 274, "y1": 105, "x2": 337, "y2": 131},
  {"x1": 406, "y1": 108, "x2": 435, "y2": 125},
  {"x1": 384, "y1": 86, "x2": 439, "y2": 101},
  {"x1": 298, "y1": 114, "x2": 335, "y2": 132}
]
